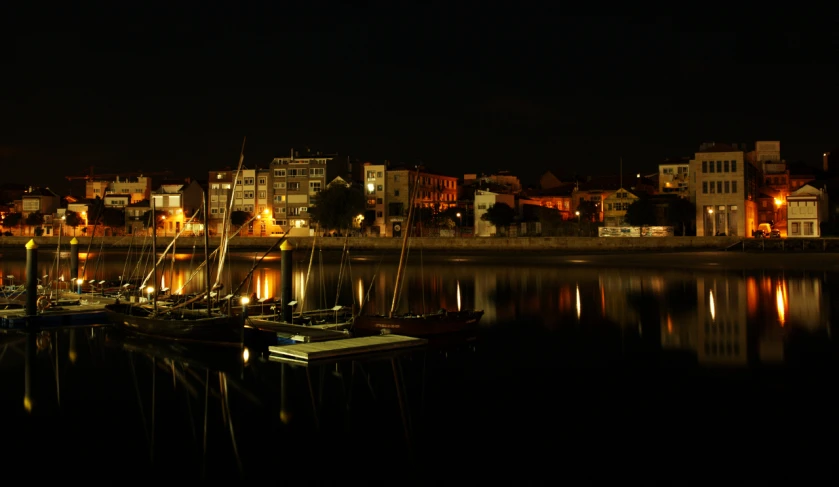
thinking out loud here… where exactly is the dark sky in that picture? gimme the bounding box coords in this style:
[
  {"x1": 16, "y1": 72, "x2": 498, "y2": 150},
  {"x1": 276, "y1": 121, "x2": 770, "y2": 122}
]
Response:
[{"x1": 3, "y1": 5, "x2": 838, "y2": 193}]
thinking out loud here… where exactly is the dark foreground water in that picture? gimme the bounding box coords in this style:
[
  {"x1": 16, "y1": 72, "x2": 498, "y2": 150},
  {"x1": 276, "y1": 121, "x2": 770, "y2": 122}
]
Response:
[{"x1": 2, "y1": 319, "x2": 839, "y2": 485}]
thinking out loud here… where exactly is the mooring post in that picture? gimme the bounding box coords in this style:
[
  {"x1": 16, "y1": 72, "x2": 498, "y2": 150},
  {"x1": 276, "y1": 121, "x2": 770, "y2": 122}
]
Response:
[
  {"x1": 25, "y1": 239, "x2": 38, "y2": 318},
  {"x1": 69, "y1": 237, "x2": 80, "y2": 294},
  {"x1": 281, "y1": 241, "x2": 293, "y2": 323}
]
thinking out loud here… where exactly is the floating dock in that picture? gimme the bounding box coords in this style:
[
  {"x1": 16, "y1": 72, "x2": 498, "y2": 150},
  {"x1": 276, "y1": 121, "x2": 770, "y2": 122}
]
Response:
[
  {"x1": 247, "y1": 317, "x2": 352, "y2": 343},
  {"x1": 268, "y1": 334, "x2": 427, "y2": 365}
]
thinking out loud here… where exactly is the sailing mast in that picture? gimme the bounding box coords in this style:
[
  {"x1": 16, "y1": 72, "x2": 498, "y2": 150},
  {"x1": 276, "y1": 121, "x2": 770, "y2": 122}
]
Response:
[
  {"x1": 389, "y1": 167, "x2": 421, "y2": 318},
  {"x1": 203, "y1": 190, "x2": 211, "y2": 317},
  {"x1": 213, "y1": 137, "x2": 246, "y2": 299},
  {"x1": 150, "y1": 195, "x2": 158, "y2": 314},
  {"x1": 620, "y1": 156, "x2": 623, "y2": 224}
]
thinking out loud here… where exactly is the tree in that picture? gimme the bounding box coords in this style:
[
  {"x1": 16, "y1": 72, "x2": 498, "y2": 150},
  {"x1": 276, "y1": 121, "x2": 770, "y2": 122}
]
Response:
[
  {"x1": 3, "y1": 212, "x2": 22, "y2": 233},
  {"x1": 481, "y1": 202, "x2": 516, "y2": 236},
  {"x1": 309, "y1": 184, "x2": 366, "y2": 232},
  {"x1": 141, "y1": 210, "x2": 167, "y2": 230},
  {"x1": 624, "y1": 198, "x2": 656, "y2": 226},
  {"x1": 102, "y1": 207, "x2": 126, "y2": 235},
  {"x1": 576, "y1": 200, "x2": 598, "y2": 222},
  {"x1": 666, "y1": 198, "x2": 696, "y2": 236},
  {"x1": 64, "y1": 210, "x2": 82, "y2": 235},
  {"x1": 25, "y1": 211, "x2": 44, "y2": 235},
  {"x1": 230, "y1": 210, "x2": 252, "y2": 233},
  {"x1": 535, "y1": 206, "x2": 566, "y2": 236},
  {"x1": 87, "y1": 196, "x2": 105, "y2": 226}
]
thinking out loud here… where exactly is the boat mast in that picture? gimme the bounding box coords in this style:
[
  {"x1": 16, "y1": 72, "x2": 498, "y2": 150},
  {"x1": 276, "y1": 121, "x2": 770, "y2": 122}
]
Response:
[
  {"x1": 151, "y1": 194, "x2": 158, "y2": 314},
  {"x1": 390, "y1": 167, "x2": 421, "y2": 318},
  {"x1": 203, "y1": 190, "x2": 211, "y2": 317}
]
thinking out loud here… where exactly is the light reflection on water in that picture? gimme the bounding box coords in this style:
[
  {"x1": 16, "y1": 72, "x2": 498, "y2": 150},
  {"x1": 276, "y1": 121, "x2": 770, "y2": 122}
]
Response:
[{"x1": 1, "y1": 250, "x2": 838, "y2": 481}]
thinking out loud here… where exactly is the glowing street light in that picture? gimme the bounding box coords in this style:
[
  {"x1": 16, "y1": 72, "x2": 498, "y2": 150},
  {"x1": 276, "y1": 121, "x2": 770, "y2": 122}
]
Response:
[
  {"x1": 708, "y1": 208, "x2": 715, "y2": 236},
  {"x1": 456, "y1": 212, "x2": 462, "y2": 237}
]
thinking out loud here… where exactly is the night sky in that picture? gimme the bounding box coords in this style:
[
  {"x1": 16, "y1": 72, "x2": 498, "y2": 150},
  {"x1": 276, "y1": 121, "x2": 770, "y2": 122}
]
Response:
[{"x1": 3, "y1": 5, "x2": 837, "y2": 194}]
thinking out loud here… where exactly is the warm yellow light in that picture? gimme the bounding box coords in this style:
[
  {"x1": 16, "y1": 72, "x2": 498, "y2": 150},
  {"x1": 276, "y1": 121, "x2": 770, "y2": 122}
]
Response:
[
  {"x1": 708, "y1": 208, "x2": 713, "y2": 214},
  {"x1": 774, "y1": 198, "x2": 782, "y2": 206},
  {"x1": 367, "y1": 183, "x2": 375, "y2": 192},
  {"x1": 77, "y1": 278, "x2": 84, "y2": 285},
  {"x1": 146, "y1": 286, "x2": 154, "y2": 294},
  {"x1": 243, "y1": 347, "x2": 250, "y2": 364},
  {"x1": 241, "y1": 296, "x2": 250, "y2": 306},
  {"x1": 24, "y1": 396, "x2": 32, "y2": 413},
  {"x1": 68, "y1": 349, "x2": 77, "y2": 363},
  {"x1": 456, "y1": 212, "x2": 461, "y2": 218}
]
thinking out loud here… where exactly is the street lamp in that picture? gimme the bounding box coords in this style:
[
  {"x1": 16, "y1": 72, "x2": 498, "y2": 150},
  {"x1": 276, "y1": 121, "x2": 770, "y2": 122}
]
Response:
[
  {"x1": 77, "y1": 278, "x2": 84, "y2": 295},
  {"x1": 160, "y1": 215, "x2": 166, "y2": 237},
  {"x1": 146, "y1": 286, "x2": 154, "y2": 303},
  {"x1": 456, "y1": 212, "x2": 462, "y2": 237},
  {"x1": 708, "y1": 208, "x2": 715, "y2": 236}
]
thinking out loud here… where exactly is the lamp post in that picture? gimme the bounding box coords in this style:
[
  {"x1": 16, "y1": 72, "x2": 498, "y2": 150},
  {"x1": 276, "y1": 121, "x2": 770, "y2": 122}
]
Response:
[
  {"x1": 456, "y1": 212, "x2": 462, "y2": 237},
  {"x1": 160, "y1": 215, "x2": 166, "y2": 237},
  {"x1": 708, "y1": 208, "x2": 715, "y2": 236},
  {"x1": 146, "y1": 286, "x2": 154, "y2": 304},
  {"x1": 76, "y1": 278, "x2": 84, "y2": 295}
]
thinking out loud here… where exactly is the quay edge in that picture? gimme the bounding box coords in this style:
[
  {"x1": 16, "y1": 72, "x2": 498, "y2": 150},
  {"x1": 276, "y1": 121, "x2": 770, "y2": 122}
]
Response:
[{"x1": 0, "y1": 235, "x2": 745, "y2": 253}]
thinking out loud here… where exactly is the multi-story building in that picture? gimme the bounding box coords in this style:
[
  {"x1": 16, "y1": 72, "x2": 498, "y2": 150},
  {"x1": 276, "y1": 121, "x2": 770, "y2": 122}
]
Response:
[
  {"x1": 691, "y1": 143, "x2": 760, "y2": 237},
  {"x1": 658, "y1": 157, "x2": 690, "y2": 197},
  {"x1": 269, "y1": 149, "x2": 329, "y2": 236},
  {"x1": 109, "y1": 176, "x2": 152, "y2": 204},
  {"x1": 152, "y1": 180, "x2": 204, "y2": 237},
  {"x1": 384, "y1": 166, "x2": 459, "y2": 237},
  {"x1": 21, "y1": 187, "x2": 61, "y2": 236},
  {"x1": 362, "y1": 162, "x2": 386, "y2": 236},
  {"x1": 208, "y1": 170, "x2": 234, "y2": 235}
]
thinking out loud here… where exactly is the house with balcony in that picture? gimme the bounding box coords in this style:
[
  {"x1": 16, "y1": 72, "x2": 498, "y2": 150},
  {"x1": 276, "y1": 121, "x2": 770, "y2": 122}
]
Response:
[
  {"x1": 658, "y1": 157, "x2": 691, "y2": 198},
  {"x1": 786, "y1": 182, "x2": 828, "y2": 237},
  {"x1": 125, "y1": 199, "x2": 151, "y2": 235}
]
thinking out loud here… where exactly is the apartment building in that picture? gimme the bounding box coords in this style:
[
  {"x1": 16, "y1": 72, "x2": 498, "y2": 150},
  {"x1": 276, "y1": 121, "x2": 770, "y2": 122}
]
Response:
[
  {"x1": 658, "y1": 157, "x2": 690, "y2": 197},
  {"x1": 691, "y1": 143, "x2": 760, "y2": 237},
  {"x1": 270, "y1": 150, "x2": 329, "y2": 236},
  {"x1": 362, "y1": 162, "x2": 386, "y2": 236}
]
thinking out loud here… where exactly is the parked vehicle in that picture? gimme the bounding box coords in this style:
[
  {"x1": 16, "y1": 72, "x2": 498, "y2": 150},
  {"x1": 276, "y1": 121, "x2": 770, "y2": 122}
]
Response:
[{"x1": 769, "y1": 229, "x2": 781, "y2": 238}]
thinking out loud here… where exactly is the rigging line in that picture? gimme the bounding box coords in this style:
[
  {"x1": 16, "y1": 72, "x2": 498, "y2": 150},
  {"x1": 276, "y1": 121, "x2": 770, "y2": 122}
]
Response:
[
  {"x1": 80, "y1": 198, "x2": 104, "y2": 279},
  {"x1": 139, "y1": 211, "x2": 200, "y2": 289},
  {"x1": 335, "y1": 231, "x2": 351, "y2": 308},
  {"x1": 173, "y1": 214, "x2": 258, "y2": 296},
  {"x1": 318, "y1": 247, "x2": 326, "y2": 310},
  {"x1": 419, "y1": 236, "x2": 425, "y2": 313}
]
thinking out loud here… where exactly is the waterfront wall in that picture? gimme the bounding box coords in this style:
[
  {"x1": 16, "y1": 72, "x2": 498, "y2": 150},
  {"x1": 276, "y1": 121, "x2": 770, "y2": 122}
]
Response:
[{"x1": 0, "y1": 235, "x2": 742, "y2": 253}]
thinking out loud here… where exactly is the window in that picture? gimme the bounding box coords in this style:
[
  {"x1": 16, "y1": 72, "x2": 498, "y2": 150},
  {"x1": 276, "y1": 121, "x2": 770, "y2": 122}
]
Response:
[
  {"x1": 377, "y1": 185, "x2": 383, "y2": 191},
  {"x1": 710, "y1": 182, "x2": 715, "y2": 194},
  {"x1": 724, "y1": 181, "x2": 730, "y2": 193},
  {"x1": 310, "y1": 168, "x2": 324, "y2": 177},
  {"x1": 702, "y1": 181, "x2": 708, "y2": 194},
  {"x1": 709, "y1": 161, "x2": 714, "y2": 173},
  {"x1": 702, "y1": 161, "x2": 708, "y2": 173},
  {"x1": 377, "y1": 198, "x2": 383, "y2": 204},
  {"x1": 288, "y1": 182, "x2": 300, "y2": 191},
  {"x1": 258, "y1": 190, "x2": 266, "y2": 198},
  {"x1": 244, "y1": 191, "x2": 254, "y2": 199},
  {"x1": 394, "y1": 189, "x2": 400, "y2": 196},
  {"x1": 274, "y1": 169, "x2": 286, "y2": 177},
  {"x1": 716, "y1": 161, "x2": 722, "y2": 172},
  {"x1": 367, "y1": 171, "x2": 376, "y2": 179},
  {"x1": 244, "y1": 177, "x2": 254, "y2": 185},
  {"x1": 273, "y1": 195, "x2": 285, "y2": 203},
  {"x1": 724, "y1": 161, "x2": 729, "y2": 172},
  {"x1": 732, "y1": 161, "x2": 737, "y2": 172},
  {"x1": 377, "y1": 171, "x2": 383, "y2": 178},
  {"x1": 792, "y1": 222, "x2": 800, "y2": 235},
  {"x1": 377, "y1": 211, "x2": 383, "y2": 217},
  {"x1": 258, "y1": 177, "x2": 266, "y2": 185},
  {"x1": 804, "y1": 222, "x2": 814, "y2": 235},
  {"x1": 274, "y1": 182, "x2": 286, "y2": 189},
  {"x1": 309, "y1": 181, "x2": 321, "y2": 193},
  {"x1": 717, "y1": 181, "x2": 722, "y2": 193},
  {"x1": 235, "y1": 191, "x2": 243, "y2": 200},
  {"x1": 732, "y1": 181, "x2": 737, "y2": 193},
  {"x1": 211, "y1": 183, "x2": 220, "y2": 189}
]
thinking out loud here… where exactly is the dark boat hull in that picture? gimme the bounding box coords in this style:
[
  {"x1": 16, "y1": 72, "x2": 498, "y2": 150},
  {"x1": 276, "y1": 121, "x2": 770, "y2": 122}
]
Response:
[
  {"x1": 104, "y1": 303, "x2": 242, "y2": 345},
  {"x1": 352, "y1": 309, "x2": 484, "y2": 337},
  {"x1": 107, "y1": 329, "x2": 245, "y2": 372}
]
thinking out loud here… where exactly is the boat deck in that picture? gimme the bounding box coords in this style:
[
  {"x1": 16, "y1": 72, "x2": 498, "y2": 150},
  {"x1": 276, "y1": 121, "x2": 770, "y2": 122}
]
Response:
[
  {"x1": 268, "y1": 334, "x2": 427, "y2": 365},
  {"x1": 247, "y1": 317, "x2": 352, "y2": 343}
]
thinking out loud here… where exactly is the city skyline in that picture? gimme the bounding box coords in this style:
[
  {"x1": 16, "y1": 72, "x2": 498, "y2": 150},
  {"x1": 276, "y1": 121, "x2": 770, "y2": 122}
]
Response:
[{"x1": 3, "y1": 6, "x2": 837, "y2": 193}]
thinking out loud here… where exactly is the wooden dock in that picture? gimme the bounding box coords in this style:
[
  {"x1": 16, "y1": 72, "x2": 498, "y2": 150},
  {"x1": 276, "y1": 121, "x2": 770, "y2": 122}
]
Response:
[
  {"x1": 246, "y1": 318, "x2": 351, "y2": 343},
  {"x1": 269, "y1": 334, "x2": 427, "y2": 365}
]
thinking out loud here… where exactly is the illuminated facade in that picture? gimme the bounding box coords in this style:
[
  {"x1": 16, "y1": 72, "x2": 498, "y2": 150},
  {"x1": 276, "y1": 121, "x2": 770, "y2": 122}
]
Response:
[
  {"x1": 269, "y1": 150, "x2": 330, "y2": 236},
  {"x1": 691, "y1": 143, "x2": 760, "y2": 237}
]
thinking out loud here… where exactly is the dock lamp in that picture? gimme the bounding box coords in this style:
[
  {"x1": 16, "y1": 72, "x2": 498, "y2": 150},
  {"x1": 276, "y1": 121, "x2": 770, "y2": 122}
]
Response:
[
  {"x1": 456, "y1": 212, "x2": 462, "y2": 237},
  {"x1": 77, "y1": 278, "x2": 84, "y2": 295},
  {"x1": 240, "y1": 296, "x2": 250, "y2": 320},
  {"x1": 146, "y1": 286, "x2": 154, "y2": 303},
  {"x1": 287, "y1": 300, "x2": 298, "y2": 325}
]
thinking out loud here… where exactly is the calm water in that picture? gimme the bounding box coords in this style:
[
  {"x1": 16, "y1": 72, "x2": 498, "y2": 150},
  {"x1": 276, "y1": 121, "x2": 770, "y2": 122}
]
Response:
[{"x1": 2, "y1": 249, "x2": 839, "y2": 482}]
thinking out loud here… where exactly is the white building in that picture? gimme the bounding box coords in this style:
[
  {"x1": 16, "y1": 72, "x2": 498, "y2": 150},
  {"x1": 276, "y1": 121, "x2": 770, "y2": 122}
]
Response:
[
  {"x1": 474, "y1": 190, "x2": 515, "y2": 237},
  {"x1": 786, "y1": 182, "x2": 828, "y2": 237}
]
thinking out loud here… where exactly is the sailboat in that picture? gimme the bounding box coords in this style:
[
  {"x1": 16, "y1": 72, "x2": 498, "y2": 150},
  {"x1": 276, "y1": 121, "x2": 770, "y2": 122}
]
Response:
[
  {"x1": 352, "y1": 167, "x2": 484, "y2": 337},
  {"x1": 104, "y1": 139, "x2": 248, "y2": 345}
]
